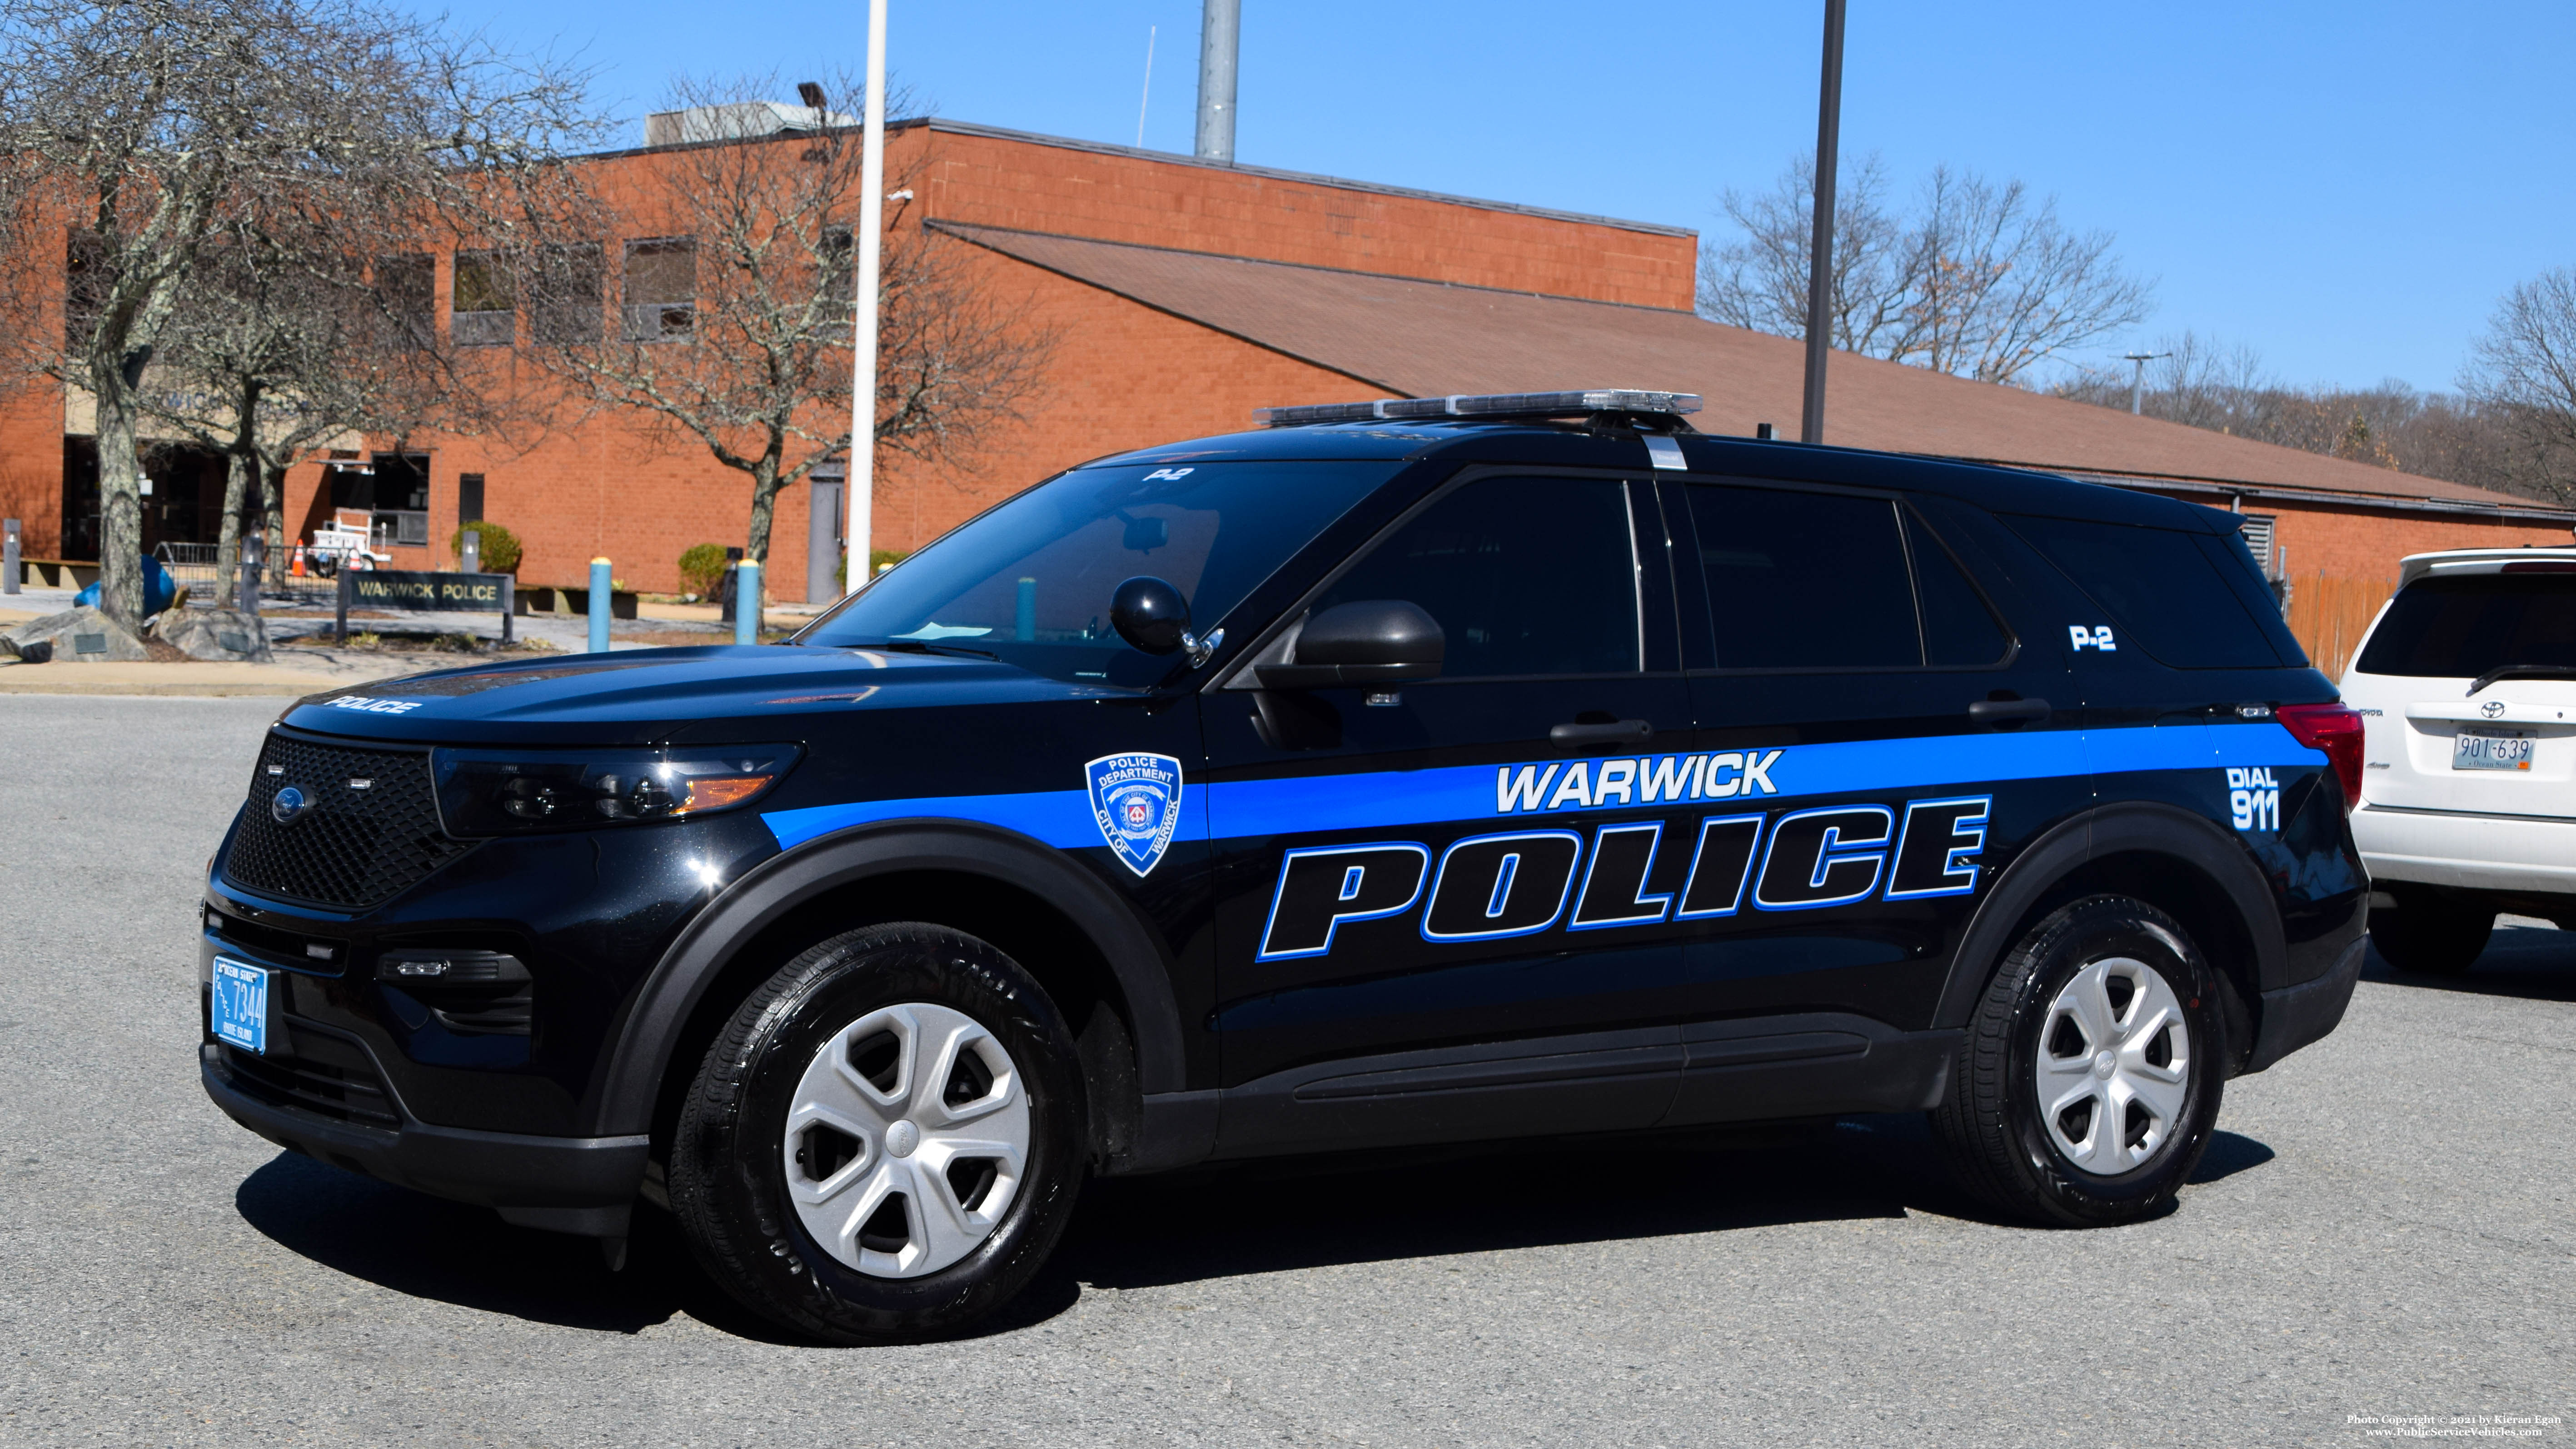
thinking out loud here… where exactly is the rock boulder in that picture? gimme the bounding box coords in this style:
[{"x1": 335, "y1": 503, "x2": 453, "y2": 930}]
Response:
[
  {"x1": 3, "y1": 606, "x2": 149, "y2": 662},
  {"x1": 152, "y1": 607, "x2": 274, "y2": 662}
]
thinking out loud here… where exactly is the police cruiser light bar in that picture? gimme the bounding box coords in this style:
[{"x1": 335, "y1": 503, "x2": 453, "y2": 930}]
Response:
[{"x1": 1255, "y1": 389, "x2": 1704, "y2": 427}]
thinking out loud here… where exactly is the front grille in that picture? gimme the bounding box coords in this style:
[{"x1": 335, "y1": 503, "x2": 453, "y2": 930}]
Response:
[
  {"x1": 222, "y1": 732, "x2": 475, "y2": 910},
  {"x1": 218, "y1": 1043, "x2": 400, "y2": 1130}
]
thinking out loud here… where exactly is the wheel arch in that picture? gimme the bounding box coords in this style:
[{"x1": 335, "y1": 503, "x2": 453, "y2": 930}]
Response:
[
  {"x1": 591, "y1": 820, "x2": 1188, "y2": 1158},
  {"x1": 1934, "y1": 802, "x2": 2286, "y2": 1073}
]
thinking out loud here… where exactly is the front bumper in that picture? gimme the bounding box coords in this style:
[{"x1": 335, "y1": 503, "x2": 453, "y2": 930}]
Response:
[
  {"x1": 202, "y1": 1043, "x2": 648, "y2": 1236},
  {"x1": 2244, "y1": 935, "x2": 2363, "y2": 1074}
]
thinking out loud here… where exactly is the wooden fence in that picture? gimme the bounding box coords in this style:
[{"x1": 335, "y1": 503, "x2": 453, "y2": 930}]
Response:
[{"x1": 2282, "y1": 572, "x2": 2398, "y2": 681}]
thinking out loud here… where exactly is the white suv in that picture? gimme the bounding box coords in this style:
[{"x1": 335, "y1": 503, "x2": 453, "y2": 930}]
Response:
[{"x1": 2340, "y1": 546, "x2": 2576, "y2": 973}]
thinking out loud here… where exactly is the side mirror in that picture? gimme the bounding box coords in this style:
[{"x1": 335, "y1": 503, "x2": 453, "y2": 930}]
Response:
[
  {"x1": 1257, "y1": 600, "x2": 1444, "y2": 690},
  {"x1": 1110, "y1": 576, "x2": 1190, "y2": 654},
  {"x1": 1111, "y1": 575, "x2": 1224, "y2": 666}
]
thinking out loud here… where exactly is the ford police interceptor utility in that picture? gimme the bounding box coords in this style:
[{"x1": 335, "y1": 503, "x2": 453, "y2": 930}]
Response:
[
  {"x1": 199, "y1": 390, "x2": 2367, "y2": 1343},
  {"x1": 2338, "y1": 547, "x2": 2576, "y2": 973}
]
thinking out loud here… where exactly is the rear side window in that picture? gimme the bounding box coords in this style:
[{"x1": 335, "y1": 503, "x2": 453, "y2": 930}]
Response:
[
  {"x1": 1685, "y1": 485, "x2": 2010, "y2": 670},
  {"x1": 2008, "y1": 515, "x2": 2286, "y2": 668},
  {"x1": 2354, "y1": 573, "x2": 2576, "y2": 679}
]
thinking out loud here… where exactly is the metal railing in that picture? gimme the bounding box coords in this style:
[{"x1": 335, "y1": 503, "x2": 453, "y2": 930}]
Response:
[{"x1": 154, "y1": 540, "x2": 336, "y2": 607}]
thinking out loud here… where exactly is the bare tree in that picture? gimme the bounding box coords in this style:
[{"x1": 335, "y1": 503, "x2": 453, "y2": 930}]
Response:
[
  {"x1": 130, "y1": 216, "x2": 476, "y2": 598},
  {"x1": 2461, "y1": 269, "x2": 2576, "y2": 502},
  {"x1": 2054, "y1": 331, "x2": 2566, "y2": 503},
  {"x1": 1698, "y1": 155, "x2": 2154, "y2": 385},
  {"x1": 1697, "y1": 155, "x2": 1916, "y2": 358},
  {"x1": 529, "y1": 73, "x2": 1052, "y2": 570},
  {"x1": 0, "y1": 0, "x2": 593, "y2": 628}
]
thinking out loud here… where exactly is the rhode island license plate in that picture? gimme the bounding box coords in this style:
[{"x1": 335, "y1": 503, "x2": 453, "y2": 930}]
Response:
[
  {"x1": 2453, "y1": 731, "x2": 2534, "y2": 772},
  {"x1": 211, "y1": 956, "x2": 271, "y2": 1054}
]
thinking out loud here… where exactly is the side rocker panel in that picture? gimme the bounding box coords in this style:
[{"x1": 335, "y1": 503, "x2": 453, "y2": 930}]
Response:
[{"x1": 588, "y1": 820, "x2": 1191, "y2": 1141}]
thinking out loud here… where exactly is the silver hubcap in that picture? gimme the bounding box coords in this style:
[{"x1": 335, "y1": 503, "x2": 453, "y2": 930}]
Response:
[
  {"x1": 2034, "y1": 956, "x2": 2191, "y2": 1176},
  {"x1": 782, "y1": 1002, "x2": 1031, "y2": 1279}
]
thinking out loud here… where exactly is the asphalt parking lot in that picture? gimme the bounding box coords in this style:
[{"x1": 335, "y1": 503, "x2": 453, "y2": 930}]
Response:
[{"x1": 2, "y1": 694, "x2": 2568, "y2": 1447}]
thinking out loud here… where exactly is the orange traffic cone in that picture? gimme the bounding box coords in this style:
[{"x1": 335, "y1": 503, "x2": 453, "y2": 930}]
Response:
[{"x1": 290, "y1": 545, "x2": 307, "y2": 578}]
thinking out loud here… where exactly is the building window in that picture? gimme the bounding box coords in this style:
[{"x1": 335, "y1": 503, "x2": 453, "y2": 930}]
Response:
[
  {"x1": 457, "y1": 473, "x2": 485, "y2": 525},
  {"x1": 64, "y1": 232, "x2": 107, "y2": 352},
  {"x1": 532, "y1": 242, "x2": 604, "y2": 344},
  {"x1": 452, "y1": 251, "x2": 514, "y2": 347},
  {"x1": 2238, "y1": 514, "x2": 2280, "y2": 578},
  {"x1": 377, "y1": 254, "x2": 435, "y2": 349},
  {"x1": 817, "y1": 224, "x2": 854, "y2": 332},
  {"x1": 622, "y1": 237, "x2": 695, "y2": 342},
  {"x1": 330, "y1": 453, "x2": 433, "y2": 549}
]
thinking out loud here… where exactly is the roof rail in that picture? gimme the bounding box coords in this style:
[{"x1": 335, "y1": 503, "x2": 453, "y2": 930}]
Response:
[{"x1": 1255, "y1": 389, "x2": 1703, "y2": 428}]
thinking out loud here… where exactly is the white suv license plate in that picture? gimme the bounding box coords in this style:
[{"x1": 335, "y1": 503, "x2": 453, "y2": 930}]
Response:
[
  {"x1": 211, "y1": 956, "x2": 271, "y2": 1054},
  {"x1": 2453, "y1": 731, "x2": 2534, "y2": 772}
]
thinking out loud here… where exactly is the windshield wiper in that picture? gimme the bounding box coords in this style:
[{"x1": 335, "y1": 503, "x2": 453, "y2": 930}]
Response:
[
  {"x1": 867, "y1": 639, "x2": 1000, "y2": 661},
  {"x1": 2466, "y1": 663, "x2": 2576, "y2": 696}
]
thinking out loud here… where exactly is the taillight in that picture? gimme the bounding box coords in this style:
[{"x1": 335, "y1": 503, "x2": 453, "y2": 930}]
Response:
[{"x1": 2277, "y1": 702, "x2": 2365, "y2": 807}]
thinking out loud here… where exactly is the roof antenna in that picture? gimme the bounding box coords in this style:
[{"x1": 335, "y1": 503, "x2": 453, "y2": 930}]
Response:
[{"x1": 1136, "y1": 25, "x2": 1156, "y2": 147}]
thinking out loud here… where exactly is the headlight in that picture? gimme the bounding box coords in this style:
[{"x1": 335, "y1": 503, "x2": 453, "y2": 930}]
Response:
[{"x1": 431, "y1": 745, "x2": 802, "y2": 837}]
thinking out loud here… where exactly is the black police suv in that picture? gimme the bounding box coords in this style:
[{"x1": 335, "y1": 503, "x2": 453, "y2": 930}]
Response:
[{"x1": 199, "y1": 389, "x2": 2367, "y2": 1342}]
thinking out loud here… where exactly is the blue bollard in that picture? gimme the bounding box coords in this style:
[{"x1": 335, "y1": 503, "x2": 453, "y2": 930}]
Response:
[
  {"x1": 735, "y1": 559, "x2": 761, "y2": 646},
  {"x1": 588, "y1": 557, "x2": 611, "y2": 652},
  {"x1": 1016, "y1": 576, "x2": 1036, "y2": 641}
]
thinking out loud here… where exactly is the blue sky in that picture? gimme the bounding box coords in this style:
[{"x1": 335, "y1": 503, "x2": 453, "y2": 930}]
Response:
[{"x1": 450, "y1": 0, "x2": 2572, "y2": 393}]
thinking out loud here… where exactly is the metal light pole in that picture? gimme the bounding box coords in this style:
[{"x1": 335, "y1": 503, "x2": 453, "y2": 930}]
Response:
[
  {"x1": 843, "y1": 0, "x2": 889, "y2": 597},
  {"x1": 1799, "y1": 0, "x2": 1847, "y2": 446},
  {"x1": 2124, "y1": 351, "x2": 2170, "y2": 415},
  {"x1": 1196, "y1": 0, "x2": 1239, "y2": 163}
]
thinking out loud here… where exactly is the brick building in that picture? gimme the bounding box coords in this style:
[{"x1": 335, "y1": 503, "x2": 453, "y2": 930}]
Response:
[{"x1": 6, "y1": 115, "x2": 2568, "y2": 652}]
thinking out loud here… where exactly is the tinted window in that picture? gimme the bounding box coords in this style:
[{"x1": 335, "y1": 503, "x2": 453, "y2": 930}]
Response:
[
  {"x1": 1312, "y1": 475, "x2": 1639, "y2": 677},
  {"x1": 1908, "y1": 512, "x2": 2010, "y2": 666},
  {"x1": 2008, "y1": 515, "x2": 2284, "y2": 668},
  {"x1": 800, "y1": 460, "x2": 1401, "y2": 685},
  {"x1": 1690, "y1": 485, "x2": 1916, "y2": 669},
  {"x1": 2354, "y1": 573, "x2": 2576, "y2": 679}
]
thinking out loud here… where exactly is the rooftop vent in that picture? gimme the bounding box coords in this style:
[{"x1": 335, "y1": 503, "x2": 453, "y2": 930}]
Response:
[
  {"x1": 1256, "y1": 390, "x2": 1703, "y2": 428},
  {"x1": 643, "y1": 100, "x2": 857, "y2": 148}
]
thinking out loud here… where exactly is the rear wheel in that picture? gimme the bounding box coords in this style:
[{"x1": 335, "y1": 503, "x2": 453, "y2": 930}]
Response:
[
  {"x1": 669, "y1": 923, "x2": 1086, "y2": 1344},
  {"x1": 2369, "y1": 886, "x2": 2493, "y2": 976},
  {"x1": 1934, "y1": 896, "x2": 2225, "y2": 1226}
]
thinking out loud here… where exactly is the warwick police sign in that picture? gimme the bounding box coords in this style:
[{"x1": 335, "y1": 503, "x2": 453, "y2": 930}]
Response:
[{"x1": 335, "y1": 568, "x2": 516, "y2": 642}]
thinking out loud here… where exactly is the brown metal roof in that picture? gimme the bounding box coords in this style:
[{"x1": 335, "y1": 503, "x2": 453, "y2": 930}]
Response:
[{"x1": 941, "y1": 221, "x2": 2572, "y2": 522}]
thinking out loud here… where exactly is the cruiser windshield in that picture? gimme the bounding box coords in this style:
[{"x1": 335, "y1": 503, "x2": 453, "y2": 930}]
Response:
[{"x1": 794, "y1": 460, "x2": 1403, "y2": 685}]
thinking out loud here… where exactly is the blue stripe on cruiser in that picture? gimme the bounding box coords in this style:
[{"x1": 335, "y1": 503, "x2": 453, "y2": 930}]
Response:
[{"x1": 760, "y1": 722, "x2": 2324, "y2": 851}]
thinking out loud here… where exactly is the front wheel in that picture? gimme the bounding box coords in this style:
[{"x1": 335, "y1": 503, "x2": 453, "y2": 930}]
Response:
[
  {"x1": 669, "y1": 923, "x2": 1087, "y2": 1344},
  {"x1": 1933, "y1": 895, "x2": 2225, "y2": 1226}
]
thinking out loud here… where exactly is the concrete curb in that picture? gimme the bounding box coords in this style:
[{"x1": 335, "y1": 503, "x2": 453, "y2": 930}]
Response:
[{"x1": 0, "y1": 678, "x2": 330, "y2": 697}]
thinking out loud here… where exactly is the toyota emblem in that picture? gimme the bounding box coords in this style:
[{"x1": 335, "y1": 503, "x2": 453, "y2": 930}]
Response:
[
  {"x1": 271, "y1": 785, "x2": 311, "y2": 825},
  {"x1": 2481, "y1": 701, "x2": 2506, "y2": 718}
]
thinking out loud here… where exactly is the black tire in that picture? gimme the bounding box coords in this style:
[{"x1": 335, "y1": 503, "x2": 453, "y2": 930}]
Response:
[
  {"x1": 2369, "y1": 886, "x2": 2493, "y2": 976},
  {"x1": 669, "y1": 923, "x2": 1087, "y2": 1344},
  {"x1": 1933, "y1": 895, "x2": 2225, "y2": 1227}
]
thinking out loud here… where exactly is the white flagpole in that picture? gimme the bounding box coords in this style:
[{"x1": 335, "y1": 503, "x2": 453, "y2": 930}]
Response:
[{"x1": 846, "y1": 0, "x2": 888, "y2": 596}]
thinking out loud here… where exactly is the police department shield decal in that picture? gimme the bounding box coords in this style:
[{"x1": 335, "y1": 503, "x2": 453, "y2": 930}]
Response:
[{"x1": 1085, "y1": 752, "x2": 1184, "y2": 876}]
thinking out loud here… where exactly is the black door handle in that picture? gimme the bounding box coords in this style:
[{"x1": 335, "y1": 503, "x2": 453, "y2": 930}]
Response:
[
  {"x1": 1968, "y1": 697, "x2": 2051, "y2": 726},
  {"x1": 1550, "y1": 718, "x2": 1655, "y2": 748}
]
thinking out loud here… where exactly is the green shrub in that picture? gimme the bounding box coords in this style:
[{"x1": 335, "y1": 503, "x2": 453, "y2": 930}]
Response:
[
  {"x1": 678, "y1": 543, "x2": 729, "y2": 598},
  {"x1": 449, "y1": 520, "x2": 522, "y2": 574}
]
